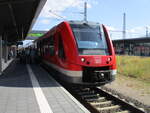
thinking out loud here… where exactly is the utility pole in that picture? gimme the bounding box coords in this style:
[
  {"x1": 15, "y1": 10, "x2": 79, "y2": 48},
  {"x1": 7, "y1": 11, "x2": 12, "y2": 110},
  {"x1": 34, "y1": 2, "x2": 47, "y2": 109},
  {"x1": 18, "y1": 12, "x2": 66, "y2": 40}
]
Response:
[
  {"x1": 146, "y1": 27, "x2": 148, "y2": 37},
  {"x1": 84, "y1": 2, "x2": 87, "y2": 21},
  {"x1": 122, "y1": 13, "x2": 126, "y2": 54},
  {"x1": 123, "y1": 13, "x2": 126, "y2": 39}
]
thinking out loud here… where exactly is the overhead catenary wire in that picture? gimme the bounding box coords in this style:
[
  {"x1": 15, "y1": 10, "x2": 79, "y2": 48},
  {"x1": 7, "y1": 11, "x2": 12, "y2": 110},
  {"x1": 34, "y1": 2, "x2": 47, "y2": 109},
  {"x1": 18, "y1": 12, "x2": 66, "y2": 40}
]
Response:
[
  {"x1": 49, "y1": 10, "x2": 67, "y2": 20},
  {"x1": 49, "y1": 1, "x2": 88, "y2": 21}
]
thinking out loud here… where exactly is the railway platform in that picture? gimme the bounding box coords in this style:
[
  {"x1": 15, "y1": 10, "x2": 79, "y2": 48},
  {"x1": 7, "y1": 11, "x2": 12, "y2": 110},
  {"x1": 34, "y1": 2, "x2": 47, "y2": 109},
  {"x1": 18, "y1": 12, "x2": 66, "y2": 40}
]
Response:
[
  {"x1": 0, "y1": 60, "x2": 90, "y2": 113},
  {"x1": 1, "y1": 58, "x2": 14, "y2": 72}
]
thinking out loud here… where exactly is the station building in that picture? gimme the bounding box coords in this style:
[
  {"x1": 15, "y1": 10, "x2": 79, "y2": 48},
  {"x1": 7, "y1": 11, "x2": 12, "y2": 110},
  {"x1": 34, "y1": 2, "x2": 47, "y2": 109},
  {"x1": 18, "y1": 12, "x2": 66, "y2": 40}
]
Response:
[{"x1": 112, "y1": 37, "x2": 150, "y2": 56}]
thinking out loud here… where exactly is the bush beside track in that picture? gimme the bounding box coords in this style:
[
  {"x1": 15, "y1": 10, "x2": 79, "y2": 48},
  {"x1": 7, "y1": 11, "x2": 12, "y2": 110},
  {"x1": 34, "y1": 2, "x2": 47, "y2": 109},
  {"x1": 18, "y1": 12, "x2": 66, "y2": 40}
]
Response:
[{"x1": 117, "y1": 55, "x2": 150, "y2": 83}]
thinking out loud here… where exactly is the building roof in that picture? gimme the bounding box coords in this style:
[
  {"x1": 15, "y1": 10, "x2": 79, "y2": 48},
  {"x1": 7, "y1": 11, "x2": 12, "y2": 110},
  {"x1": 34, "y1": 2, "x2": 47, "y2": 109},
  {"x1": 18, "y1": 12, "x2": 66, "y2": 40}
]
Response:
[
  {"x1": 113, "y1": 37, "x2": 150, "y2": 43},
  {"x1": 0, "y1": 0, "x2": 46, "y2": 43}
]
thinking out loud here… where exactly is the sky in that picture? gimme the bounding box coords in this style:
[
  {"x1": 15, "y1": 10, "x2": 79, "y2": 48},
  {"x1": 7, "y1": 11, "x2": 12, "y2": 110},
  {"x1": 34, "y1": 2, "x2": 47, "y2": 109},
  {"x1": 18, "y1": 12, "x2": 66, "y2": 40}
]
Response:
[{"x1": 32, "y1": 0, "x2": 150, "y2": 40}]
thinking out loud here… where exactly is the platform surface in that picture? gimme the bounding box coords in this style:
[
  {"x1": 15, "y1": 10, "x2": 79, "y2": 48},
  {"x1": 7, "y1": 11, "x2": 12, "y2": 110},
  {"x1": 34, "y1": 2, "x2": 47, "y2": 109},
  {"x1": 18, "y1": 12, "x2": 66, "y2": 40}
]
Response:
[
  {"x1": 0, "y1": 60, "x2": 90, "y2": 113},
  {"x1": 1, "y1": 58, "x2": 13, "y2": 72}
]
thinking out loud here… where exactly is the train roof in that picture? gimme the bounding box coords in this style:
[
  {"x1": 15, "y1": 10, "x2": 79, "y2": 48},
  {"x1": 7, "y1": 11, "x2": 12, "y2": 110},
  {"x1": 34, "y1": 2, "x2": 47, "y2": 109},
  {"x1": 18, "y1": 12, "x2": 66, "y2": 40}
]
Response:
[
  {"x1": 34, "y1": 20, "x2": 102, "y2": 43},
  {"x1": 68, "y1": 20, "x2": 100, "y2": 26}
]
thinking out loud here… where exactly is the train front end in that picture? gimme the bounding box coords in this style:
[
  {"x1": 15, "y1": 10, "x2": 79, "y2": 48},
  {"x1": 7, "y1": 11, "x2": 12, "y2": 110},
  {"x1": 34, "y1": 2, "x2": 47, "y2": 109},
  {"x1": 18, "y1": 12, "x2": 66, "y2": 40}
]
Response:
[{"x1": 68, "y1": 21, "x2": 116, "y2": 86}]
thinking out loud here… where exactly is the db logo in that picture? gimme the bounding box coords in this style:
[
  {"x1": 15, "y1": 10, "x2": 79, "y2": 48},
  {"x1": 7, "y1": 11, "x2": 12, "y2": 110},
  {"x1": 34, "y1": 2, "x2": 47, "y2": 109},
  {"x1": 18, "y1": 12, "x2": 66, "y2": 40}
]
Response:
[{"x1": 94, "y1": 57, "x2": 101, "y2": 63}]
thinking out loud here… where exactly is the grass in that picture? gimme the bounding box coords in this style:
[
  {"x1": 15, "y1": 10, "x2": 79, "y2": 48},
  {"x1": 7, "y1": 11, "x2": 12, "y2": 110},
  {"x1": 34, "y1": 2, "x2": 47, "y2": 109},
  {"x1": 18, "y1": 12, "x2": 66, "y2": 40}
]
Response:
[{"x1": 117, "y1": 55, "x2": 150, "y2": 83}]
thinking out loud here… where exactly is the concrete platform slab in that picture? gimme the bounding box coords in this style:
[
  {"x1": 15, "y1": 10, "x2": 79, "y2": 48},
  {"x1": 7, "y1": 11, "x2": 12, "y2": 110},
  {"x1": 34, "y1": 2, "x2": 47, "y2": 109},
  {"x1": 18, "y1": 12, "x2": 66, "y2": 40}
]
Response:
[{"x1": 0, "y1": 60, "x2": 90, "y2": 113}]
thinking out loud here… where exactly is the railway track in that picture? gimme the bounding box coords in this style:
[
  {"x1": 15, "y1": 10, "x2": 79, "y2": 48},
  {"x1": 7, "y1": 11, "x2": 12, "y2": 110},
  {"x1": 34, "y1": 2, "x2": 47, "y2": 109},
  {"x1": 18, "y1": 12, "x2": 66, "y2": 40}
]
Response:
[
  {"x1": 69, "y1": 87, "x2": 146, "y2": 113},
  {"x1": 41, "y1": 64, "x2": 147, "y2": 113}
]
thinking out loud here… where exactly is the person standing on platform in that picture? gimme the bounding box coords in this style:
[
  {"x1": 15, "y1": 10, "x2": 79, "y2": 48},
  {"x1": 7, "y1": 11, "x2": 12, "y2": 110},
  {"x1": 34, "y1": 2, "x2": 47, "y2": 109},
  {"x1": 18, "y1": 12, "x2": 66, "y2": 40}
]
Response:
[
  {"x1": 25, "y1": 48, "x2": 30, "y2": 64},
  {"x1": 30, "y1": 48, "x2": 36, "y2": 64}
]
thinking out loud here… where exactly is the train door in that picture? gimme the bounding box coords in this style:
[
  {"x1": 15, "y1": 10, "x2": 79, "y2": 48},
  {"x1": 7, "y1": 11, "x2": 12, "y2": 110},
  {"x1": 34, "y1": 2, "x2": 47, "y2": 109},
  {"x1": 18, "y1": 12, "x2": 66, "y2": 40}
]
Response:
[
  {"x1": 47, "y1": 35, "x2": 56, "y2": 63},
  {"x1": 57, "y1": 32, "x2": 66, "y2": 66},
  {"x1": 44, "y1": 38, "x2": 50, "y2": 60}
]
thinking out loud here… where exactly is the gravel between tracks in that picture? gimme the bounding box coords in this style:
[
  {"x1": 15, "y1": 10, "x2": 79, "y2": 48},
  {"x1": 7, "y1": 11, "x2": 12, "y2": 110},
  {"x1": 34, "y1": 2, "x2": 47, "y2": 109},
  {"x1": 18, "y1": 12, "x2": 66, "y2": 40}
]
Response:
[{"x1": 100, "y1": 75, "x2": 150, "y2": 112}]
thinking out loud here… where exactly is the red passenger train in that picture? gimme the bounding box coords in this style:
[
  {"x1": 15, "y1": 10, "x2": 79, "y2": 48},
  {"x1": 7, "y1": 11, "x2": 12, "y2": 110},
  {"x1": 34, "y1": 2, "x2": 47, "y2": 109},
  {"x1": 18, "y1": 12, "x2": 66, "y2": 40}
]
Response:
[{"x1": 35, "y1": 21, "x2": 117, "y2": 86}]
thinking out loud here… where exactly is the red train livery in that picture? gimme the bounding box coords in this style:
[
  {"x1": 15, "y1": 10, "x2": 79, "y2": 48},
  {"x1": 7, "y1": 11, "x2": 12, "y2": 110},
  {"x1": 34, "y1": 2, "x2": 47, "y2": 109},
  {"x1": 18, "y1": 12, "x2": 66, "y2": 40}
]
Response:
[{"x1": 35, "y1": 21, "x2": 117, "y2": 86}]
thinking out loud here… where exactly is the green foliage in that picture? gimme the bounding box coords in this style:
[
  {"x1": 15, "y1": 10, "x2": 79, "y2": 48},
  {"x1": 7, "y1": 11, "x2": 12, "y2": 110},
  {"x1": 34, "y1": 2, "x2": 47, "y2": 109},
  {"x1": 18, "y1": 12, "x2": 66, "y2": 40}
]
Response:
[{"x1": 117, "y1": 55, "x2": 150, "y2": 82}]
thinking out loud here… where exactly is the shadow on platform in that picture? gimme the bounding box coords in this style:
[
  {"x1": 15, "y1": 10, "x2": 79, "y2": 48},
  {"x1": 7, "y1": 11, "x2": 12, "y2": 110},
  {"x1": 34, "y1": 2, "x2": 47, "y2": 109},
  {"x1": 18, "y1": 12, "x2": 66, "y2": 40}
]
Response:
[{"x1": 0, "y1": 59, "x2": 58, "y2": 88}]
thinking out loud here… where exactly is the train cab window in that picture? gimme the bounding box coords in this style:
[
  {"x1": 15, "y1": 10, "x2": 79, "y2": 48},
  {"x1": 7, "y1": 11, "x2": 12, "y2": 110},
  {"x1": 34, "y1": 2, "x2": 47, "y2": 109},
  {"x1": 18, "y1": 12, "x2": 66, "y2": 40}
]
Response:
[
  {"x1": 48, "y1": 36, "x2": 55, "y2": 56},
  {"x1": 58, "y1": 34, "x2": 65, "y2": 59},
  {"x1": 70, "y1": 23, "x2": 109, "y2": 55}
]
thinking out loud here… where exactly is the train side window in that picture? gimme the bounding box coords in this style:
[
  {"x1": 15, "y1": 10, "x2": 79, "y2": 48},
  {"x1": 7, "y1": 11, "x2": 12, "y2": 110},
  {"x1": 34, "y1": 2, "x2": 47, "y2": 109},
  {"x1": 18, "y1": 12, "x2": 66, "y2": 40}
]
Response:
[
  {"x1": 49, "y1": 36, "x2": 55, "y2": 56},
  {"x1": 58, "y1": 34, "x2": 65, "y2": 59},
  {"x1": 44, "y1": 39, "x2": 49, "y2": 54}
]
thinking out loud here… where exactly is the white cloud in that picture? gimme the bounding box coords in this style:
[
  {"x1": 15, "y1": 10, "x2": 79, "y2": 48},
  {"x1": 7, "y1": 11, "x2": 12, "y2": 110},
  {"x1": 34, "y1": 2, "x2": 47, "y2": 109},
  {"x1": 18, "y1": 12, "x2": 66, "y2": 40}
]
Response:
[
  {"x1": 38, "y1": 0, "x2": 95, "y2": 19},
  {"x1": 41, "y1": 19, "x2": 51, "y2": 24},
  {"x1": 105, "y1": 25, "x2": 150, "y2": 39},
  {"x1": 32, "y1": 0, "x2": 101, "y2": 30},
  {"x1": 35, "y1": 0, "x2": 95, "y2": 27},
  {"x1": 42, "y1": 28, "x2": 50, "y2": 31},
  {"x1": 87, "y1": 3, "x2": 91, "y2": 8},
  {"x1": 39, "y1": 0, "x2": 85, "y2": 19},
  {"x1": 106, "y1": 26, "x2": 118, "y2": 31},
  {"x1": 127, "y1": 26, "x2": 145, "y2": 33},
  {"x1": 147, "y1": 25, "x2": 150, "y2": 29},
  {"x1": 125, "y1": 26, "x2": 150, "y2": 38}
]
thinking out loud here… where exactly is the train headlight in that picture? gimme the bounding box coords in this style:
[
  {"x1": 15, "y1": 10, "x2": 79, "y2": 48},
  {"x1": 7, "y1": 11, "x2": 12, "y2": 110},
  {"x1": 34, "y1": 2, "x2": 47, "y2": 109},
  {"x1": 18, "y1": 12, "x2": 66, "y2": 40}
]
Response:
[
  {"x1": 106, "y1": 57, "x2": 112, "y2": 64},
  {"x1": 81, "y1": 58, "x2": 85, "y2": 62},
  {"x1": 107, "y1": 57, "x2": 111, "y2": 61}
]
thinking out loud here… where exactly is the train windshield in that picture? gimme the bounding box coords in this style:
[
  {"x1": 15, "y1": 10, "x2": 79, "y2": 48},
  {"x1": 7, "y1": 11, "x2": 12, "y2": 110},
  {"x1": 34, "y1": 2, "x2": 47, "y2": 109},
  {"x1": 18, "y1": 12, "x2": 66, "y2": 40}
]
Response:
[{"x1": 70, "y1": 23, "x2": 109, "y2": 55}]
